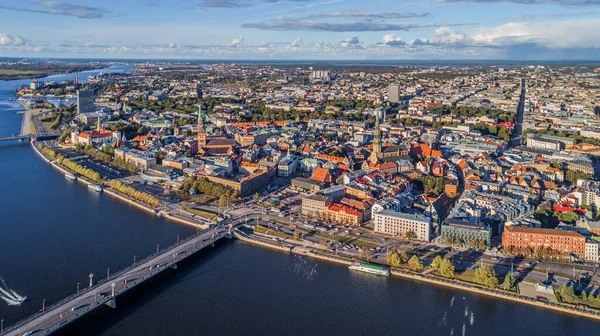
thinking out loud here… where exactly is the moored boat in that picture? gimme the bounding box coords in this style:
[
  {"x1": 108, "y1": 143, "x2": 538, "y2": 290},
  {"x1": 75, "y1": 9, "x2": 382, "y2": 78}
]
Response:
[
  {"x1": 349, "y1": 262, "x2": 390, "y2": 276},
  {"x1": 64, "y1": 173, "x2": 77, "y2": 181},
  {"x1": 88, "y1": 184, "x2": 103, "y2": 192}
]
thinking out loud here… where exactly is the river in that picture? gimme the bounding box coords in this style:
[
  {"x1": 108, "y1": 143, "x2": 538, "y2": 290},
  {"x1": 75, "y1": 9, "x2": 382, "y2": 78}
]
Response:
[{"x1": 0, "y1": 66, "x2": 599, "y2": 336}]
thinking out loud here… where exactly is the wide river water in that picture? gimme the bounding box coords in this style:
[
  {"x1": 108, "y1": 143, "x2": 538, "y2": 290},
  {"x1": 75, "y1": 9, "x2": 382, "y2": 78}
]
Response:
[{"x1": 0, "y1": 66, "x2": 599, "y2": 336}]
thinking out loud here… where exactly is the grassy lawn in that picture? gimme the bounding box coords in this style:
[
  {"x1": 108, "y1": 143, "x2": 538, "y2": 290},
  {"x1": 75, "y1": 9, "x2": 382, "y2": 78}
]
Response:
[
  {"x1": 181, "y1": 206, "x2": 221, "y2": 221},
  {"x1": 254, "y1": 225, "x2": 293, "y2": 239},
  {"x1": 189, "y1": 195, "x2": 216, "y2": 204}
]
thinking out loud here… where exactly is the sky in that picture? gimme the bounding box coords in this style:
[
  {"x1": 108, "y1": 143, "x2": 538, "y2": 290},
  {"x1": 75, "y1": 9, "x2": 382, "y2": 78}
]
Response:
[{"x1": 1, "y1": 0, "x2": 600, "y2": 60}]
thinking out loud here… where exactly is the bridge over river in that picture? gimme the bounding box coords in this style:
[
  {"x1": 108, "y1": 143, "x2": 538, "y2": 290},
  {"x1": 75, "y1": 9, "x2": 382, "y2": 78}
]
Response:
[
  {"x1": 0, "y1": 133, "x2": 60, "y2": 142},
  {"x1": 4, "y1": 223, "x2": 236, "y2": 336}
]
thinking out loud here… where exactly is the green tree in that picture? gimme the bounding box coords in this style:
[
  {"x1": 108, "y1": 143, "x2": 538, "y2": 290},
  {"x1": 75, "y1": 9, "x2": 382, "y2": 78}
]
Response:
[
  {"x1": 387, "y1": 251, "x2": 402, "y2": 268},
  {"x1": 431, "y1": 256, "x2": 443, "y2": 270},
  {"x1": 399, "y1": 251, "x2": 409, "y2": 264},
  {"x1": 556, "y1": 284, "x2": 578, "y2": 303},
  {"x1": 408, "y1": 255, "x2": 423, "y2": 272},
  {"x1": 438, "y1": 259, "x2": 455, "y2": 278},
  {"x1": 556, "y1": 211, "x2": 579, "y2": 224},
  {"x1": 474, "y1": 266, "x2": 499, "y2": 288},
  {"x1": 405, "y1": 231, "x2": 416, "y2": 240},
  {"x1": 502, "y1": 272, "x2": 516, "y2": 290},
  {"x1": 253, "y1": 192, "x2": 261, "y2": 202}
]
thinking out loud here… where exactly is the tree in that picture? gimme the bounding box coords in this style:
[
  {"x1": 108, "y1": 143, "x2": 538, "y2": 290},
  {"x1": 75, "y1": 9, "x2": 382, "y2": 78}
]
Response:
[
  {"x1": 474, "y1": 266, "x2": 499, "y2": 288},
  {"x1": 399, "y1": 251, "x2": 409, "y2": 264},
  {"x1": 387, "y1": 251, "x2": 402, "y2": 268},
  {"x1": 405, "y1": 231, "x2": 416, "y2": 240},
  {"x1": 556, "y1": 284, "x2": 578, "y2": 303},
  {"x1": 556, "y1": 211, "x2": 579, "y2": 224},
  {"x1": 408, "y1": 255, "x2": 423, "y2": 272},
  {"x1": 502, "y1": 272, "x2": 516, "y2": 290},
  {"x1": 438, "y1": 259, "x2": 455, "y2": 278},
  {"x1": 253, "y1": 193, "x2": 261, "y2": 202},
  {"x1": 582, "y1": 291, "x2": 588, "y2": 300},
  {"x1": 431, "y1": 256, "x2": 443, "y2": 270}
]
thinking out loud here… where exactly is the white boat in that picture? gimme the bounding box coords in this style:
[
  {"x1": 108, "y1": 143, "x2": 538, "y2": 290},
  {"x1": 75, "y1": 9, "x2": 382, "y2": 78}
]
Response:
[
  {"x1": 349, "y1": 262, "x2": 390, "y2": 276},
  {"x1": 88, "y1": 184, "x2": 103, "y2": 192},
  {"x1": 65, "y1": 173, "x2": 77, "y2": 181}
]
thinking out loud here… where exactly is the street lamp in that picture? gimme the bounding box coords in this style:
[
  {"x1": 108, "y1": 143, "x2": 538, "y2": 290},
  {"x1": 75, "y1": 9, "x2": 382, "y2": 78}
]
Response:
[
  {"x1": 156, "y1": 244, "x2": 160, "y2": 254},
  {"x1": 177, "y1": 235, "x2": 180, "y2": 244},
  {"x1": 1, "y1": 318, "x2": 4, "y2": 336},
  {"x1": 89, "y1": 273, "x2": 94, "y2": 288},
  {"x1": 107, "y1": 268, "x2": 110, "y2": 279},
  {"x1": 111, "y1": 283, "x2": 116, "y2": 297},
  {"x1": 133, "y1": 255, "x2": 136, "y2": 267},
  {"x1": 42, "y1": 299, "x2": 46, "y2": 313},
  {"x1": 77, "y1": 282, "x2": 80, "y2": 295}
]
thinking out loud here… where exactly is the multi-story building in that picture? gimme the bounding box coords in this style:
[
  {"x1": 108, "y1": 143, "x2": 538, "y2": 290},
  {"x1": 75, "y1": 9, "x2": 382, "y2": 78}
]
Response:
[
  {"x1": 373, "y1": 210, "x2": 431, "y2": 241},
  {"x1": 388, "y1": 84, "x2": 400, "y2": 103},
  {"x1": 585, "y1": 241, "x2": 600, "y2": 262},
  {"x1": 502, "y1": 226, "x2": 586, "y2": 257},
  {"x1": 77, "y1": 90, "x2": 96, "y2": 114},
  {"x1": 301, "y1": 194, "x2": 332, "y2": 218},
  {"x1": 30, "y1": 80, "x2": 44, "y2": 90},
  {"x1": 441, "y1": 219, "x2": 492, "y2": 248},
  {"x1": 526, "y1": 135, "x2": 564, "y2": 151},
  {"x1": 114, "y1": 148, "x2": 157, "y2": 171}
]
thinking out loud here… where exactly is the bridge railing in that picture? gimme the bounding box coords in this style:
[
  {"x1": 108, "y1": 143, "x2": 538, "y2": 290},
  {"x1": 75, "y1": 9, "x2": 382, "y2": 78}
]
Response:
[{"x1": 4, "y1": 225, "x2": 224, "y2": 333}]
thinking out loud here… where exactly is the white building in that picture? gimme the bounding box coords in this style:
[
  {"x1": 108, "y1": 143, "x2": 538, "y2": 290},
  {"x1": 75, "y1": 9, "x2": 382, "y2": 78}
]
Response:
[
  {"x1": 373, "y1": 210, "x2": 431, "y2": 241},
  {"x1": 585, "y1": 241, "x2": 600, "y2": 262}
]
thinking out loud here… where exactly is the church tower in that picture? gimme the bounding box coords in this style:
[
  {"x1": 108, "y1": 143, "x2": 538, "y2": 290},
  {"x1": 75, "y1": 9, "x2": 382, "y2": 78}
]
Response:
[
  {"x1": 370, "y1": 114, "x2": 382, "y2": 163},
  {"x1": 197, "y1": 103, "x2": 207, "y2": 147}
]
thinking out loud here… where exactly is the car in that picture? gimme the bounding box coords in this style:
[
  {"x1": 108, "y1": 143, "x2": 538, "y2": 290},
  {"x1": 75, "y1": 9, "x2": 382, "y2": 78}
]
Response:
[
  {"x1": 519, "y1": 269, "x2": 526, "y2": 273},
  {"x1": 71, "y1": 305, "x2": 80, "y2": 312},
  {"x1": 149, "y1": 265, "x2": 157, "y2": 270},
  {"x1": 491, "y1": 257, "x2": 498, "y2": 261}
]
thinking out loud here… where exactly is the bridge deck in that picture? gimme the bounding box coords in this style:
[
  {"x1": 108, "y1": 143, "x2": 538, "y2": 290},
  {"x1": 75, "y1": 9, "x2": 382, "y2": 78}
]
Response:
[{"x1": 5, "y1": 225, "x2": 231, "y2": 336}]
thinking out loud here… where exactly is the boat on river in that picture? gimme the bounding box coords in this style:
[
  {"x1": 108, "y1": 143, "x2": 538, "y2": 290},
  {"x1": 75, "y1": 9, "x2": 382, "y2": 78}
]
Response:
[
  {"x1": 88, "y1": 184, "x2": 103, "y2": 192},
  {"x1": 349, "y1": 262, "x2": 390, "y2": 276},
  {"x1": 64, "y1": 173, "x2": 77, "y2": 181}
]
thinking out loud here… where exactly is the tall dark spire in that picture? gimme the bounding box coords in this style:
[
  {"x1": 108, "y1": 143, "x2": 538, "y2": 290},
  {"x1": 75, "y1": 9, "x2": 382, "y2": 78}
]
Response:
[
  {"x1": 197, "y1": 103, "x2": 207, "y2": 147},
  {"x1": 373, "y1": 114, "x2": 382, "y2": 155}
]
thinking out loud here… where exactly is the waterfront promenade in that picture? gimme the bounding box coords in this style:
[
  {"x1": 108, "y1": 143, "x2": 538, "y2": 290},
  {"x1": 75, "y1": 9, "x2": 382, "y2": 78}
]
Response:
[{"x1": 4, "y1": 224, "x2": 234, "y2": 336}]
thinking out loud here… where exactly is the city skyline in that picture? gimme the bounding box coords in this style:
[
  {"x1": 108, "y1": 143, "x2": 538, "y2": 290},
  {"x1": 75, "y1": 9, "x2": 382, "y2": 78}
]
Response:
[{"x1": 0, "y1": 0, "x2": 600, "y2": 60}]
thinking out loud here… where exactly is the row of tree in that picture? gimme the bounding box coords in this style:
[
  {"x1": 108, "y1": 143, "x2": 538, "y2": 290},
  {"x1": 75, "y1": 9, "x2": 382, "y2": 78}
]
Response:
[
  {"x1": 182, "y1": 176, "x2": 240, "y2": 201},
  {"x1": 108, "y1": 180, "x2": 161, "y2": 208},
  {"x1": 58, "y1": 156, "x2": 102, "y2": 182},
  {"x1": 504, "y1": 245, "x2": 570, "y2": 262},
  {"x1": 443, "y1": 237, "x2": 487, "y2": 250}
]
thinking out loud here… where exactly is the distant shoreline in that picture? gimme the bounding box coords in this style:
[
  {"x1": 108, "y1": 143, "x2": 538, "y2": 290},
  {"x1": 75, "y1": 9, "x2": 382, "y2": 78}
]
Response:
[{"x1": 0, "y1": 65, "x2": 107, "y2": 81}]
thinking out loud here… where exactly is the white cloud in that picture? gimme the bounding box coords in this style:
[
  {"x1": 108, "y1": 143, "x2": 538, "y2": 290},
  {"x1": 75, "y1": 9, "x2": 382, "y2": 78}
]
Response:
[
  {"x1": 0, "y1": 33, "x2": 27, "y2": 46},
  {"x1": 227, "y1": 35, "x2": 244, "y2": 47},
  {"x1": 382, "y1": 33, "x2": 406, "y2": 46},
  {"x1": 289, "y1": 37, "x2": 302, "y2": 48}
]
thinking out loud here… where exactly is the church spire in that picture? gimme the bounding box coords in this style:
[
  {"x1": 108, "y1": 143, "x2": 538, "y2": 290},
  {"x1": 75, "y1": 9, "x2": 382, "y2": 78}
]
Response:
[
  {"x1": 373, "y1": 114, "x2": 382, "y2": 155},
  {"x1": 197, "y1": 103, "x2": 207, "y2": 147}
]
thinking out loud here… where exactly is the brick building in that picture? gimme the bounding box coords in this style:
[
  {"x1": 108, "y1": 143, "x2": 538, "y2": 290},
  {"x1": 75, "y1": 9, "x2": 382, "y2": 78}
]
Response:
[{"x1": 502, "y1": 226, "x2": 586, "y2": 257}]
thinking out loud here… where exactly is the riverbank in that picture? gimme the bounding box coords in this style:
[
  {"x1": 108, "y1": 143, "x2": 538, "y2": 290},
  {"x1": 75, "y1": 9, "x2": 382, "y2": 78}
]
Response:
[
  {"x1": 30, "y1": 141, "x2": 208, "y2": 230},
  {"x1": 236, "y1": 229, "x2": 600, "y2": 322}
]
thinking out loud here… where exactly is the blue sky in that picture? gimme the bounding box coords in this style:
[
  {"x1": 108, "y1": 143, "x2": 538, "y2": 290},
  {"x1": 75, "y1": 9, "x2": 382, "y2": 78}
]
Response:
[{"x1": 0, "y1": 0, "x2": 600, "y2": 59}]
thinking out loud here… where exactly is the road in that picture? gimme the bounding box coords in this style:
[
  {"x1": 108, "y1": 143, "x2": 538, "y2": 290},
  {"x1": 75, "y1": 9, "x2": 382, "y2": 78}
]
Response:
[{"x1": 510, "y1": 78, "x2": 526, "y2": 147}]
